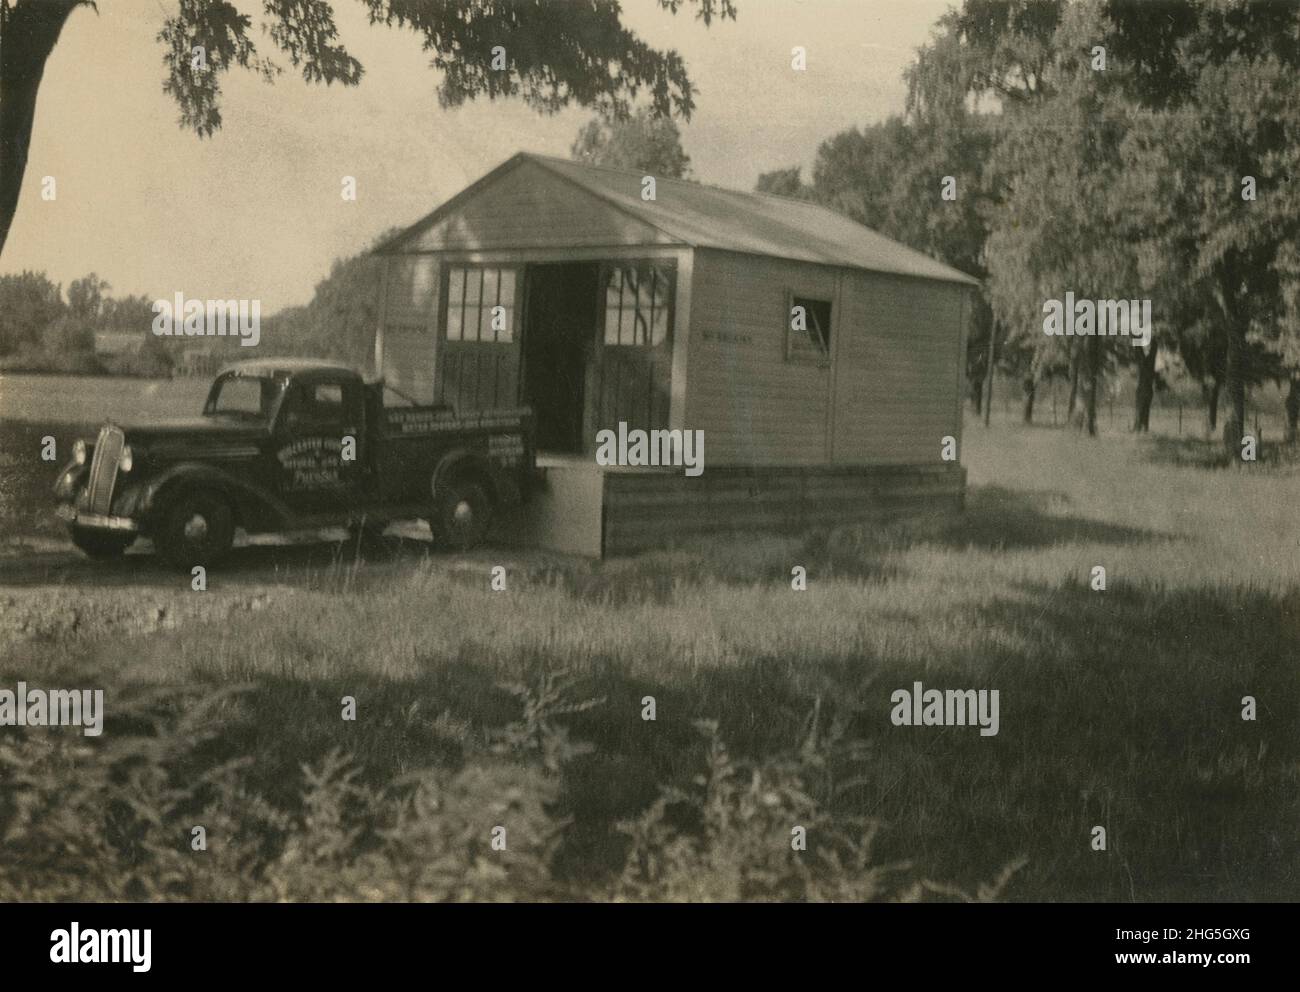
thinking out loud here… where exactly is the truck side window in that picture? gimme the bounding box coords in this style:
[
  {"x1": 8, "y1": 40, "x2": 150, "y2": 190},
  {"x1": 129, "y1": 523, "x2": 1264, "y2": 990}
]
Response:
[
  {"x1": 283, "y1": 381, "x2": 353, "y2": 433},
  {"x1": 311, "y1": 384, "x2": 344, "y2": 421}
]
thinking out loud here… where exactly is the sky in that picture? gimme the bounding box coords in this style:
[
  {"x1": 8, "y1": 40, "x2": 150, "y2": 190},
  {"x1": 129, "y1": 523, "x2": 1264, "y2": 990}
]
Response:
[{"x1": 7, "y1": 0, "x2": 954, "y2": 312}]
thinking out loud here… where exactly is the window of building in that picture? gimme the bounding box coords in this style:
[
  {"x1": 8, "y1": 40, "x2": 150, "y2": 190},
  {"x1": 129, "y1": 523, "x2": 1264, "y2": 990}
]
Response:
[
  {"x1": 446, "y1": 266, "x2": 517, "y2": 343},
  {"x1": 604, "y1": 263, "x2": 673, "y2": 347},
  {"x1": 787, "y1": 295, "x2": 832, "y2": 364}
]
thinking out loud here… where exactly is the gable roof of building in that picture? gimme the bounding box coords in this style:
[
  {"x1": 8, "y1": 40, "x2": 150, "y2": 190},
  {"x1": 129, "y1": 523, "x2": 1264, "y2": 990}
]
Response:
[{"x1": 377, "y1": 152, "x2": 979, "y2": 287}]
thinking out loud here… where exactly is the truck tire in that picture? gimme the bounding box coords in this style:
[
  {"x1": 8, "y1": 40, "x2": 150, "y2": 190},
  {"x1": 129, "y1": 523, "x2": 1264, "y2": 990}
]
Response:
[
  {"x1": 155, "y1": 491, "x2": 235, "y2": 569},
  {"x1": 430, "y1": 477, "x2": 493, "y2": 552},
  {"x1": 69, "y1": 525, "x2": 134, "y2": 559}
]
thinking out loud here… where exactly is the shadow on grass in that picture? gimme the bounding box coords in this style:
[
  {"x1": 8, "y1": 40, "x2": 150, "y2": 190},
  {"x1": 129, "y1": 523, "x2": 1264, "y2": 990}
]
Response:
[
  {"x1": 953, "y1": 485, "x2": 1170, "y2": 550},
  {"x1": 13, "y1": 573, "x2": 1290, "y2": 901},
  {"x1": 0, "y1": 533, "x2": 445, "y2": 591},
  {"x1": 836, "y1": 484, "x2": 1171, "y2": 554},
  {"x1": 1139, "y1": 432, "x2": 1299, "y2": 470}
]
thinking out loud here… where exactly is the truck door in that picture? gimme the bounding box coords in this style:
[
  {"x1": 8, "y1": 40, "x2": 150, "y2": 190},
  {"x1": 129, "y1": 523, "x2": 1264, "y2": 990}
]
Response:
[{"x1": 274, "y1": 375, "x2": 364, "y2": 513}]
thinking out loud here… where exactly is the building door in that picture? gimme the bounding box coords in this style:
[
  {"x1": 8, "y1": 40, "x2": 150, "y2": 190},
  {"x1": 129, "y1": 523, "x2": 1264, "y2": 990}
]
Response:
[
  {"x1": 522, "y1": 262, "x2": 600, "y2": 454},
  {"x1": 590, "y1": 261, "x2": 674, "y2": 445},
  {"x1": 437, "y1": 264, "x2": 522, "y2": 414}
]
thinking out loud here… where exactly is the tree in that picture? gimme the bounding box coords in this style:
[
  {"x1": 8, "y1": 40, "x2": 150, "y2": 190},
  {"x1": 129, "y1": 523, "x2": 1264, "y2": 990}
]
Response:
[
  {"x1": 0, "y1": 0, "x2": 736, "y2": 257},
  {"x1": 571, "y1": 106, "x2": 691, "y2": 178},
  {"x1": 255, "y1": 226, "x2": 403, "y2": 366},
  {"x1": 107, "y1": 292, "x2": 174, "y2": 373},
  {"x1": 0, "y1": 268, "x2": 63, "y2": 354},
  {"x1": 754, "y1": 166, "x2": 812, "y2": 199},
  {"x1": 982, "y1": 2, "x2": 1143, "y2": 437},
  {"x1": 67, "y1": 272, "x2": 109, "y2": 323},
  {"x1": 899, "y1": 0, "x2": 1064, "y2": 426},
  {"x1": 45, "y1": 311, "x2": 94, "y2": 353}
]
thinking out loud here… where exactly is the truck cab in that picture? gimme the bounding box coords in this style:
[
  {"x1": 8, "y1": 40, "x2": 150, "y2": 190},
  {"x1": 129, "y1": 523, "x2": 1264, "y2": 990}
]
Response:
[{"x1": 54, "y1": 359, "x2": 535, "y2": 568}]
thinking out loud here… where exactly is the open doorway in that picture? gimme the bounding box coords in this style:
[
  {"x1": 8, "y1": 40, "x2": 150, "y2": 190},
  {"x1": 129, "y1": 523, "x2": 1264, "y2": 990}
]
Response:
[{"x1": 522, "y1": 262, "x2": 600, "y2": 454}]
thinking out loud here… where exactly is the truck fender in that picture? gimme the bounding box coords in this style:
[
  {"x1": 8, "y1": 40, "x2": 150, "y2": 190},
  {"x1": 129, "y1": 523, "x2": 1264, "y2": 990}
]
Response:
[
  {"x1": 52, "y1": 460, "x2": 89, "y2": 501},
  {"x1": 133, "y1": 462, "x2": 291, "y2": 529},
  {"x1": 431, "y1": 449, "x2": 500, "y2": 503}
]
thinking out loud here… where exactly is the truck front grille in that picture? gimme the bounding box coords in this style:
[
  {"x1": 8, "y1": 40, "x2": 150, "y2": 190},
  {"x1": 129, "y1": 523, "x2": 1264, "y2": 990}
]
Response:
[{"x1": 85, "y1": 425, "x2": 124, "y2": 515}]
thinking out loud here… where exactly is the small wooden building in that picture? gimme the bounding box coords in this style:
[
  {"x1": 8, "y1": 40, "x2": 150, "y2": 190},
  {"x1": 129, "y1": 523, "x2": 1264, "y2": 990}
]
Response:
[{"x1": 373, "y1": 152, "x2": 977, "y2": 555}]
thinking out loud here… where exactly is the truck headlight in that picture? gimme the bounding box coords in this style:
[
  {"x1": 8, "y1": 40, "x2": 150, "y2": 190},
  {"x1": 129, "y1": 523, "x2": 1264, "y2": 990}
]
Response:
[
  {"x1": 73, "y1": 439, "x2": 87, "y2": 465},
  {"x1": 118, "y1": 445, "x2": 133, "y2": 473}
]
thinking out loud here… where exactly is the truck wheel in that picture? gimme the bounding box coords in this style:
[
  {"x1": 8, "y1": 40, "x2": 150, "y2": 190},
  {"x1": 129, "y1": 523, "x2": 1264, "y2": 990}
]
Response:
[
  {"x1": 430, "y1": 478, "x2": 493, "y2": 552},
  {"x1": 69, "y1": 525, "x2": 134, "y2": 559},
  {"x1": 155, "y1": 491, "x2": 235, "y2": 569}
]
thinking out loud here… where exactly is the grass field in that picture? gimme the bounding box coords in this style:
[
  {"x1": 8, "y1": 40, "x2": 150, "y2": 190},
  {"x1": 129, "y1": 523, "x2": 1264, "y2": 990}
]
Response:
[{"x1": 0, "y1": 393, "x2": 1296, "y2": 901}]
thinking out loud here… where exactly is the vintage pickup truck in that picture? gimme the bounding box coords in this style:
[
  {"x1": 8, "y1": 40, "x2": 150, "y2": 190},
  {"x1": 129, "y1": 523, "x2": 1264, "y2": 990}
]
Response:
[{"x1": 54, "y1": 359, "x2": 535, "y2": 567}]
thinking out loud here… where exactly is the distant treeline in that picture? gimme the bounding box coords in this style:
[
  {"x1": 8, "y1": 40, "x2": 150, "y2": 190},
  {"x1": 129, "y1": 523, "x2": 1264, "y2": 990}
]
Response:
[
  {"x1": 0, "y1": 228, "x2": 399, "y2": 379},
  {"x1": 0, "y1": 271, "x2": 168, "y2": 376}
]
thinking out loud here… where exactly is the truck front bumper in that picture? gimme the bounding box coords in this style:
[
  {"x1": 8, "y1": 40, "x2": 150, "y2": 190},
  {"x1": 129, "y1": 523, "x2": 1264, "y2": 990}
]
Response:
[{"x1": 56, "y1": 504, "x2": 139, "y2": 532}]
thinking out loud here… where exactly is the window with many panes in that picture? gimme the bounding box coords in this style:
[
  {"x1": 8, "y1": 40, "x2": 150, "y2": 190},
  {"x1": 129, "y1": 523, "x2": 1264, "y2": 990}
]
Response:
[
  {"x1": 604, "y1": 263, "x2": 672, "y2": 347},
  {"x1": 445, "y1": 266, "x2": 518, "y2": 343}
]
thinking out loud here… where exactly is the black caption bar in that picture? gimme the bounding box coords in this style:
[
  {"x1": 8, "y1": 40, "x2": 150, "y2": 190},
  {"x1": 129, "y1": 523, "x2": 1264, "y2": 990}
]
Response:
[{"x1": 0, "y1": 902, "x2": 1290, "y2": 982}]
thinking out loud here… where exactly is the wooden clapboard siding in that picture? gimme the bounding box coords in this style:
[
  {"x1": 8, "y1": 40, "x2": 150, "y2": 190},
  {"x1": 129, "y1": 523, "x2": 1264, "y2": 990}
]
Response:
[
  {"x1": 379, "y1": 255, "x2": 438, "y2": 401},
  {"x1": 382, "y1": 322, "x2": 436, "y2": 402},
  {"x1": 600, "y1": 463, "x2": 965, "y2": 555},
  {"x1": 408, "y1": 160, "x2": 675, "y2": 252},
  {"x1": 685, "y1": 249, "x2": 835, "y2": 465},
  {"x1": 834, "y1": 271, "x2": 967, "y2": 464}
]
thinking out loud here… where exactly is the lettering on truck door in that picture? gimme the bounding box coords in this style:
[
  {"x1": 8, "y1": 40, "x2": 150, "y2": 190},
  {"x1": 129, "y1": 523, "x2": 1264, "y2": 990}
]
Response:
[{"x1": 275, "y1": 377, "x2": 364, "y2": 511}]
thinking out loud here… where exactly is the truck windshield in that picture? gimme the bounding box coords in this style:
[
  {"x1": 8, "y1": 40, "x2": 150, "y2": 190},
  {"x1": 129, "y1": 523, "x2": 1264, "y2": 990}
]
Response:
[{"x1": 204, "y1": 373, "x2": 284, "y2": 422}]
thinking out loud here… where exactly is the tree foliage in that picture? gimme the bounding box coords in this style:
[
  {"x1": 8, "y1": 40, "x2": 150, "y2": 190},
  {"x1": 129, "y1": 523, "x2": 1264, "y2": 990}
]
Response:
[
  {"x1": 0, "y1": 269, "x2": 64, "y2": 355},
  {"x1": 753, "y1": 166, "x2": 813, "y2": 200},
  {"x1": 570, "y1": 107, "x2": 692, "y2": 178},
  {"x1": 899, "y1": 0, "x2": 1300, "y2": 439}
]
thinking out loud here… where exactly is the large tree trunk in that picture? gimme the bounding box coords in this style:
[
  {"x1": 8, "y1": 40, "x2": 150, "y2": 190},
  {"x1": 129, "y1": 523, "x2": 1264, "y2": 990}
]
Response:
[
  {"x1": 1212, "y1": 263, "x2": 1248, "y2": 458},
  {"x1": 1220, "y1": 324, "x2": 1247, "y2": 458},
  {"x1": 1203, "y1": 378, "x2": 1221, "y2": 434},
  {"x1": 1132, "y1": 338, "x2": 1159, "y2": 432},
  {"x1": 1084, "y1": 335, "x2": 1100, "y2": 437},
  {"x1": 1022, "y1": 375, "x2": 1035, "y2": 424},
  {"x1": 982, "y1": 322, "x2": 997, "y2": 427},
  {"x1": 1285, "y1": 375, "x2": 1300, "y2": 444},
  {"x1": 0, "y1": 0, "x2": 82, "y2": 258},
  {"x1": 1081, "y1": 332, "x2": 1102, "y2": 434},
  {"x1": 1066, "y1": 343, "x2": 1080, "y2": 419},
  {"x1": 1222, "y1": 328, "x2": 1246, "y2": 458}
]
